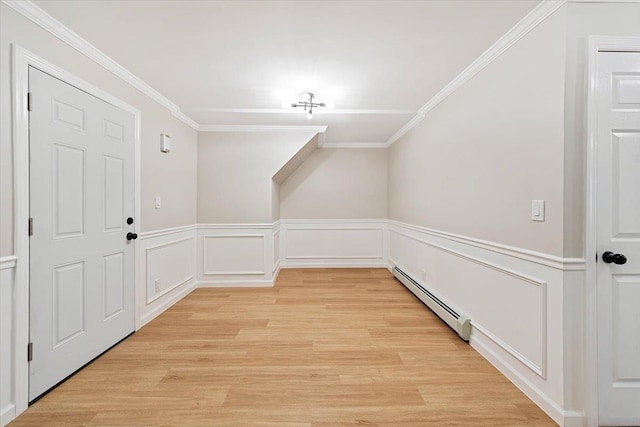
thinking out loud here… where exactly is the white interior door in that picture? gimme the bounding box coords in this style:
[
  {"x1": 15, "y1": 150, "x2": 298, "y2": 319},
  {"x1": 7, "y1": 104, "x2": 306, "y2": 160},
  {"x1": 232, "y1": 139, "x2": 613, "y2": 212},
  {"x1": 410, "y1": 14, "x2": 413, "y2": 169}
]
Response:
[
  {"x1": 596, "y1": 51, "x2": 640, "y2": 426},
  {"x1": 29, "y1": 67, "x2": 136, "y2": 401}
]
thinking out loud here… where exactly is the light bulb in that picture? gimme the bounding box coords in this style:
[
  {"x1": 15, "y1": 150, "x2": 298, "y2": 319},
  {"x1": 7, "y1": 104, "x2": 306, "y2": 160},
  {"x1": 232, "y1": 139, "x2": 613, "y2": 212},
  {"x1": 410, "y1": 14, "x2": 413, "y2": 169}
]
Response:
[{"x1": 307, "y1": 111, "x2": 313, "y2": 120}]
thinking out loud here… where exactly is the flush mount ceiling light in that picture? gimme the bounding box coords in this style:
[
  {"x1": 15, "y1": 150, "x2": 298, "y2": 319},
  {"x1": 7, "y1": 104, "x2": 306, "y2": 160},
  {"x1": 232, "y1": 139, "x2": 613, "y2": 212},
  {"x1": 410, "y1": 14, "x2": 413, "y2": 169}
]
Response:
[{"x1": 290, "y1": 92, "x2": 326, "y2": 119}]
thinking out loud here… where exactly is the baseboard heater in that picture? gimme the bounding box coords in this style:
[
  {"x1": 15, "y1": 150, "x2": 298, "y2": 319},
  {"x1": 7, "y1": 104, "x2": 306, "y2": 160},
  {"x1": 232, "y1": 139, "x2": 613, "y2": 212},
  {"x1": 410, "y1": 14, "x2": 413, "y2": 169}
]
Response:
[{"x1": 392, "y1": 265, "x2": 471, "y2": 341}]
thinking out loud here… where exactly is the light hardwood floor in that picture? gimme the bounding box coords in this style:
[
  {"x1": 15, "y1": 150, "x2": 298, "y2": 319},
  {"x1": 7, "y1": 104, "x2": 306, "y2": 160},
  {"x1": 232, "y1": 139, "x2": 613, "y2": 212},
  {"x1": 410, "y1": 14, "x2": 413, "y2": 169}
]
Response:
[{"x1": 11, "y1": 268, "x2": 555, "y2": 426}]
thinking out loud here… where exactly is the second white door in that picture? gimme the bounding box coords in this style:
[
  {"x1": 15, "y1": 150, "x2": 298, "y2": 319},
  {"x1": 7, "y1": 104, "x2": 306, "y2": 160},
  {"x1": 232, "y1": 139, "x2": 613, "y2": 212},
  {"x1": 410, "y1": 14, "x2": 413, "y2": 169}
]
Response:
[{"x1": 596, "y1": 51, "x2": 640, "y2": 426}]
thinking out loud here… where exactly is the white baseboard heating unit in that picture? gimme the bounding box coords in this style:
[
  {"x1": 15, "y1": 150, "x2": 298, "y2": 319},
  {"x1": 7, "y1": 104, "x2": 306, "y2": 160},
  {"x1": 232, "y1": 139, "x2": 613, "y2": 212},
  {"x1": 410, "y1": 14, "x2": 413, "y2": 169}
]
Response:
[{"x1": 392, "y1": 265, "x2": 471, "y2": 341}]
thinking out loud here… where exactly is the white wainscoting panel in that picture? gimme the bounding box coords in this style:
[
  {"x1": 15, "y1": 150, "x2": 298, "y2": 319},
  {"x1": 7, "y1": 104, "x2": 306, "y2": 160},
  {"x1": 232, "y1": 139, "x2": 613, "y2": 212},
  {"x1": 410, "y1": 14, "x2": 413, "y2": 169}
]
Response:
[
  {"x1": 273, "y1": 224, "x2": 281, "y2": 276},
  {"x1": 387, "y1": 220, "x2": 584, "y2": 426},
  {"x1": 1, "y1": 256, "x2": 17, "y2": 426},
  {"x1": 203, "y1": 235, "x2": 265, "y2": 275},
  {"x1": 137, "y1": 226, "x2": 197, "y2": 327},
  {"x1": 197, "y1": 225, "x2": 275, "y2": 287},
  {"x1": 280, "y1": 220, "x2": 388, "y2": 268}
]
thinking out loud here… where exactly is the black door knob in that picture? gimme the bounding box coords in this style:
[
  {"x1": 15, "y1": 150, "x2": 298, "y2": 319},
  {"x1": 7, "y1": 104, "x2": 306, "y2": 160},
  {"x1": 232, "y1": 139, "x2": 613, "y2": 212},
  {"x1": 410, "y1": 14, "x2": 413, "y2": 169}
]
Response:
[
  {"x1": 126, "y1": 232, "x2": 138, "y2": 241},
  {"x1": 127, "y1": 217, "x2": 134, "y2": 225},
  {"x1": 602, "y1": 251, "x2": 627, "y2": 265}
]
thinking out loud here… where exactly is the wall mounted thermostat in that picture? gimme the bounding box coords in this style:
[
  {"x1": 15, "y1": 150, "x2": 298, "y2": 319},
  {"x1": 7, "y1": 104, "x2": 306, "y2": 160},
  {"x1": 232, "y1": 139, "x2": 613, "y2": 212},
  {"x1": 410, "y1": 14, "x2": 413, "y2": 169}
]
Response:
[{"x1": 160, "y1": 133, "x2": 171, "y2": 153}]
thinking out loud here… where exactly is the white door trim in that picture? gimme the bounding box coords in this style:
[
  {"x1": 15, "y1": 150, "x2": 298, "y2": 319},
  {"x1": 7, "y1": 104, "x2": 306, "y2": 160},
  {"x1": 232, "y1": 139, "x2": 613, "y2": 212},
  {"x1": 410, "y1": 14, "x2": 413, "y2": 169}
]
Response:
[
  {"x1": 584, "y1": 35, "x2": 640, "y2": 427},
  {"x1": 11, "y1": 44, "x2": 142, "y2": 416}
]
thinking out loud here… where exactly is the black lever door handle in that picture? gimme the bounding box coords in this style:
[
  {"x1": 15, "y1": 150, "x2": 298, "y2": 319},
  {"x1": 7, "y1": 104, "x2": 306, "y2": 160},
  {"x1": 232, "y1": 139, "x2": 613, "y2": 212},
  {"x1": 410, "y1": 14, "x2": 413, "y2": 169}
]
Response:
[
  {"x1": 126, "y1": 232, "x2": 138, "y2": 241},
  {"x1": 602, "y1": 251, "x2": 627, "y2": 265}
]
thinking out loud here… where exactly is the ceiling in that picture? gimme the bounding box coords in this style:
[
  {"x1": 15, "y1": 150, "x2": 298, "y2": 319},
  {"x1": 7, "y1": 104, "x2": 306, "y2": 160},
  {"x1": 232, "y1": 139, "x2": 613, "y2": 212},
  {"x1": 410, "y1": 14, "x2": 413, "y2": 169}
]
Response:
[{"x1": 34, "y1": 0, "x2": 539, "y2": 144}]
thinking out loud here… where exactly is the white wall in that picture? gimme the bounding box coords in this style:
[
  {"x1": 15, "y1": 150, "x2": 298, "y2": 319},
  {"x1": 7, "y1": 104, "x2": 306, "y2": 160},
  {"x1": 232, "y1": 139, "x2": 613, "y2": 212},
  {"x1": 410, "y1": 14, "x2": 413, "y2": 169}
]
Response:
[
  {"x1": 280, "y1": 148, "x2": 388, "y2": 220},
  {"x1": 197, "y1": 131, "x2": 316, "y2": 224}
]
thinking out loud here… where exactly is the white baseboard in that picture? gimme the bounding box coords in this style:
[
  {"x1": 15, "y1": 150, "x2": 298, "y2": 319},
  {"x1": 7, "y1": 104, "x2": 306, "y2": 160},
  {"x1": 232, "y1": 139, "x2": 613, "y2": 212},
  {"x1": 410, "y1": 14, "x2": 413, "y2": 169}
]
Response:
[
  {"x1": 272, "y1": 263, "x2": 282, "y2": 284},
  {"x1": 563, "y1": 411, "x2": 586, "y2": 427},
  {"x1": 197, "y1": 280, "x2": 274, "y2": 288},
  {"x1": 280, "y1": 262, "x2": 389, "y2": 269},
  {"x1": 139, "y1": 280, "x2": 197, "y2": 328},
  {"x1": 471, "y1": 327, "x2": 566, "y2": 426},
  {"x1": 1, "y1": 404, "x2": 16, "y2": 427}
]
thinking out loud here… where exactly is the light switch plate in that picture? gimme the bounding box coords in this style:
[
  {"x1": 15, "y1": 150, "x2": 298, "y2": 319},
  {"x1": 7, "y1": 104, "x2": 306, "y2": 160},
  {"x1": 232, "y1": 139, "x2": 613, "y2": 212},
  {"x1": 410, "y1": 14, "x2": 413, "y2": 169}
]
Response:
[
  {"x1": 155, "y1": 196, "x2": 161, "y2": 209},
  {"x1": 160, "y1": 133, "x2": 171, "y2": 153},
  {"x1": 531, "y1": 200, "x2": 545, "y2": 222}
]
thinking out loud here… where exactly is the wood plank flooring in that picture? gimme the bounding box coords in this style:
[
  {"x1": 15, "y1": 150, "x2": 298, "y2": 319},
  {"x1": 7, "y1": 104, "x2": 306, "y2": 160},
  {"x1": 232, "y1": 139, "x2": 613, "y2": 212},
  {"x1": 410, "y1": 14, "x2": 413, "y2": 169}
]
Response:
[{"x1": 11, "y1": 268, "x2": 555, "y2": 426}]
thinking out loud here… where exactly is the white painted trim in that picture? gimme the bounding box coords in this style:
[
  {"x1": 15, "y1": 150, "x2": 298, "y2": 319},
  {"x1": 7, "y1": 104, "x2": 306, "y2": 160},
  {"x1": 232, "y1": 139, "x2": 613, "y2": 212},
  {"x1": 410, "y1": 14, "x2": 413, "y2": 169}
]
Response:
[
  {"x1": 182, "y1": 107, "x2": 415, "y2": 115},
  {"x1": 584, "y1": 36, "x2": 640, "y2": 427},
  {"x1": 202, "y1": 234, "x2": 266, "y2": 275},
  {"x1": 11, "y1": 44, "x2": 142, "y2": 420},
  {"x1": 285, "y1": 255, "x2": 383, "y2": 260},
  {"x1": 272, "y1": 228, "x2": 281, "y2": 274},
  {"x1": 472, "y1": 321, "x2": 545, "y2": 378},
  {"x1": 138, "y1": 224, "x2": 197, "y2": 239},
  {"x1": 198, "y1": 223, "x2": 274, "y2": 230},
  {"x1": 390, "y1": 220, "x2": 585, "y2": 271},
  {"x1": 144, "y1": 236, "x2": 196, "y2": 304},
  {"x1": 471, "y1": 329, "x2": 569, "y2": 426},
  {"x1": 1, "y1": 0, "x2": 198, "y2": 130},
  {"x1": 197, "y1": 280, "x2": 274, "y2": 288},
  {"x1": 0, "y1": 256, "x2": 17, "y2": 270},
  {"x1": 391, "y1": 228, "x2": 548, "y2": 378},
  {"x1": 198, "y1": 125, "x2": 327, "y2": 133},
  {"x1": 320, "y1": 142, "x2": 388, "y2": 149},
  {"x1": 281, "y1": 219, "x2": 387, "y2": 225},
  {"x1": 0, "y1": 404, "x2": 16, "y2": 427},
  {"x1": 139, "y1": 280, "x2": 197, "y2": 328},
  {"x1": 280, "y1": 262, "x2": 389, "y2": 269},
  {"x1": 385, "y1": 0, "x2": 567, "y2": 146}
]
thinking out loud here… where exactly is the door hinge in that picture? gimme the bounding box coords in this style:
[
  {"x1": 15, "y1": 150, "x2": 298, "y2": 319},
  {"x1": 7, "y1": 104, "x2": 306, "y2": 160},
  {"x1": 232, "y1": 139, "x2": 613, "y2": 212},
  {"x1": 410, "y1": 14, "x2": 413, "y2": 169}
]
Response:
[
  {"x1": 27, "y1": 342, "x2": 33, "y2": 362},
  {"x1": 27, "y1": 92, "x2": 33, "y2": 111},
  {"x1": 28, "y1": 217, "x2": 33, "y2": 236}
]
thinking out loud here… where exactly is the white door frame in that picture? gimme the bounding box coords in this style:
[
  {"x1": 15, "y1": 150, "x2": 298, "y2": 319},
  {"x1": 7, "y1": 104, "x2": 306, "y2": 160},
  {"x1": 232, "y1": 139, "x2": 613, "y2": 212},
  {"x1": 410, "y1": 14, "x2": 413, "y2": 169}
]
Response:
[
  {"x1": 584, "y1": 35, "x2": 640, "y2": 427},
  {"x1": 11, "y1": 44, "x2": 142, "y2": 416}
]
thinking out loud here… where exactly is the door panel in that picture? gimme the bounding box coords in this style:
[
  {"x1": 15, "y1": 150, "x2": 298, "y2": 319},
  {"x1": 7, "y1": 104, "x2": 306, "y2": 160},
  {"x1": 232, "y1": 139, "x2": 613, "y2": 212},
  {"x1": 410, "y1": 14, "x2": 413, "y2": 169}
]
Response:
[
  {"x1": 103, "y1": 252, "x2": 125, "y2": 320},
  {"x1": 104, "y1": 155, "x2": 125, "y2": 231},
  {"x1": 29, "y1": 67, "x2": 135, "y2": 401},
  {"x1": 611, "y1": 275, "x2": 640, "y2": 383},
  {"x1": 612, "y1": 132, "x2": 640, "y2": 237},
  {"x1": 596, "y1": 52, "x2": 640, "y2": 426},
  {"x1": 53, "y1": 261, "x2": 86, "y2": 347},
  {"x1": 52, "y1": 143, "x2": 86, "y2": 238}
]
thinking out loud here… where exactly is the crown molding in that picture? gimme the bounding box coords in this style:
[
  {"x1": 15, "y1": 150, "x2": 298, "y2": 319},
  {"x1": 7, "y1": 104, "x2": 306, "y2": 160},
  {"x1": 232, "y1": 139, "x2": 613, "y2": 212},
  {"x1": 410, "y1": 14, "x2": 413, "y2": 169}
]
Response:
[
  {"x1": 2, "y1": 0, "x2": 199, "y2": 130},
  {"x1": 182, "y1": 107, "x2": 416, "y2": 115},
  {"x1": 198, "y1": 125, "x2": 328, "y2": 133},
  {"x1": 385, "y1": 0, "x2": 567, "y2": 147}
]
